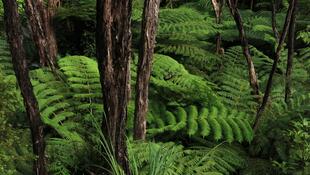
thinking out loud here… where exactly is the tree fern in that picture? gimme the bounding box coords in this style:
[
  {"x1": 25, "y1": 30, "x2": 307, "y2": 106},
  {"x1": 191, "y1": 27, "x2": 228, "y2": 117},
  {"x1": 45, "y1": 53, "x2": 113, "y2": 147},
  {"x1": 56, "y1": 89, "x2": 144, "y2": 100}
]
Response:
[
  {"x1": 156, "y1": 6, "x2": 221, "y2": 74},
  {"x1": 23, "y1": 55, "x2": 256, "y2": 174},
  {"x1": 35, "y1": 55, "x2": 253, "y2": 144}
]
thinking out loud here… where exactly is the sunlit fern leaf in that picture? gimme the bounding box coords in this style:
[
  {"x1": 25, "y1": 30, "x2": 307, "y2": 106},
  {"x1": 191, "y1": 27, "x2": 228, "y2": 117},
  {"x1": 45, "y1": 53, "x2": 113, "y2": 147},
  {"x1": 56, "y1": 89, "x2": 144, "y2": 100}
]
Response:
[
  {"x1": 31, "y1": 69, "x2": 82, "y2": 141},
  {"x1": 27, "y1": 55, "x2": 255, "y2": 174}
]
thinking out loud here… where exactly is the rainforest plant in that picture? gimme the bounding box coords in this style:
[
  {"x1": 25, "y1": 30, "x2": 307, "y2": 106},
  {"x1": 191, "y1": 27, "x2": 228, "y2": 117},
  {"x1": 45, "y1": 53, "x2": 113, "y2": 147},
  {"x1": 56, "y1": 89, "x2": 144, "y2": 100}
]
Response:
[{"x1": 0, "y1": 0, "x2": 309, "y2": 174}]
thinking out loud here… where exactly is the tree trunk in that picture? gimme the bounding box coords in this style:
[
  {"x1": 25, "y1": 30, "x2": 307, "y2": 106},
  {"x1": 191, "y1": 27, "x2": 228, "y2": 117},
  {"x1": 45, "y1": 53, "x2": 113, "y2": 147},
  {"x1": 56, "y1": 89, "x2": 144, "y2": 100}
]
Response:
[
  {"x1": 227, "y1": 0, "x2": 260, "y2": 96},
  {"x1": 211, "y1": 0, "x2": 224, "y2": 54},
  {"x1": 96, "y1": 0, "x2": 132, "y2": 174},
  {"x1": 253, "y1": 0, "x2": 297, "y2": 132},
  {"x1": 45, "y1": 0, "x2": 60, "y2": 63},
  {"x1": 24, "y1": 0, "x2": 57, "y2": 69},
  {"x1": 2, "y1": 0, "x2": 47, "y2": 174},
  {"x1": 215, "y1": 33, "x2": 222, "y2": 54},
  {"x1": 250, "y1": 0, "x2": 254, "y2": 10},
  {"x1": 271, "y1": 0, "x2": 280, "y2": 42},
  {"x1": 134, "y1": 0, "x2": 160, "y2": 140},
  {"x1": 285, "y1": 0, "x2": 297, "y2": 103}
]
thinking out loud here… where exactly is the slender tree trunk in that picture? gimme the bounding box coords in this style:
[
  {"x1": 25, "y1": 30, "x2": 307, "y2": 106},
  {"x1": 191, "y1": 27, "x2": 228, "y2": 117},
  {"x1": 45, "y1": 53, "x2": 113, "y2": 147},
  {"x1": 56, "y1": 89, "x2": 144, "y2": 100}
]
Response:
[
  {"x1": 134, "y1": 0, "x2": 160, "y2": 140},
  {"x1": 271, "y1": 0, "x2": 280, "y2": 42},
  {"x1": 285, "y1": 1, "x2": 297, "y2": 103},
  {"x1": 211, "y1": 0, "x2": 224, "y2": 54},
  {"x1": 253, "y1": 0, "x2": 297, "y2": 132},
  {"x1": 2, "y1": 1, "x2": 47, "y2": 174},
  {"x1": 227, "y1": 0, "x2": 260, "y2": 96},
  {"x1": 215, "y1": 33, "x2": 222, "y2": 54},
  {"x1": 24, "y1": 0, "x2": 57, "y2": 69},
  {"x1": 250, "y1": 0, "x2": 254, "y2": 10},
  {"x1": 96, "y1": 0, "x2": 132, "y2": 174}
]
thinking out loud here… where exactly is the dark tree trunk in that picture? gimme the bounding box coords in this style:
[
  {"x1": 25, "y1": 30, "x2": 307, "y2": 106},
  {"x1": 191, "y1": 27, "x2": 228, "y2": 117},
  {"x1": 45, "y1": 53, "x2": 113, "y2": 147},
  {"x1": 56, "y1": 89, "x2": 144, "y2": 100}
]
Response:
[
  {"x1": 227, "y1": 0, "x2": 260, "y2": 96},
  {"x1": 2, "y1": 0, "x2": 47, "y2": 174},
  {"x1": 24, "y1": 0, "x2": 57, "y2": 69},
  {"x1": 253, "y1": 0, "x2": 298, "y2": 132},
  {"x1": 134, "y1": 0, "x2": 160, "y2": 140},
  {"x1": 285, "y1": 1, "x2": 297, "y2": 103},
  {"x1": 96, "y1": 0, "x2": 132, "y2": 174}
]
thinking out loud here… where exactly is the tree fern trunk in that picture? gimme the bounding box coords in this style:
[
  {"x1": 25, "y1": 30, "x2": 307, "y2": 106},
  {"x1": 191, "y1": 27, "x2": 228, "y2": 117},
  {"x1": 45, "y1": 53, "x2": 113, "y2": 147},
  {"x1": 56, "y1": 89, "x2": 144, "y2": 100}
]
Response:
[
  {"x1": 227, "y1": 0, "x2": 260, "y2": 96},
  {"x1": 2, "y1": 1, "x2": 47, "y2": 174},
  {"x1": 254, "y1": 0, "x2": 298, "y2": 132},
  {"x1": 96, "y1": 0, "x2": 132, "y2": 173},
  {"x1": 134, "y1": 0, "x2": 160, "y2": 140}
]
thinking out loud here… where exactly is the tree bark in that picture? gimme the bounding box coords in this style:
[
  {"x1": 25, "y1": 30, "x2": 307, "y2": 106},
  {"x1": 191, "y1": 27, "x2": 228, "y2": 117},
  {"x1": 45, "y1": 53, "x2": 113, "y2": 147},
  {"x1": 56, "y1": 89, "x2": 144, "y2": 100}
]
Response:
[
  {"x1": 285, "y1": 0, "x2": 297, "y2": 103},
  {"x1": 96, "y1": 0, "x2": 132, "y2": 174},
  {"x1": 2, "y1": 0, "x2": 47, "y2": 174},
  {"x1": 24, "y1": 0, "x2": 57, "y2": 69},
  {"x1": 253, "y1": 0, "x2": 297, "y2": 132},
  {"x1": 227, "y1": 0, "x2": 260, "y2": 96},
  {"x1": 134, "y1": 0, "x2": 160, "y2": 140}
]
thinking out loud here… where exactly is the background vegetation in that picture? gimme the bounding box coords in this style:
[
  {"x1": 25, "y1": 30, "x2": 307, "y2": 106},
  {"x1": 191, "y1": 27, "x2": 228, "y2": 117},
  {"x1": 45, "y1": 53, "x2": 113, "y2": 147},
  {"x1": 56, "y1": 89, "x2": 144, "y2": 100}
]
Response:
[{"x1": 0, "y1": 0, "x2": 309, "y2": 174}]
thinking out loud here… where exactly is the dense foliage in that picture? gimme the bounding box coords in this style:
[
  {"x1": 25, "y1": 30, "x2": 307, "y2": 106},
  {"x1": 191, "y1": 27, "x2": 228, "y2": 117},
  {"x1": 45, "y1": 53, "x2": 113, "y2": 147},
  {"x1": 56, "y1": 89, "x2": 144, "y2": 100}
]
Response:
[{"x1": 0, "y1": 0, "x2": 309, "y2": 174}]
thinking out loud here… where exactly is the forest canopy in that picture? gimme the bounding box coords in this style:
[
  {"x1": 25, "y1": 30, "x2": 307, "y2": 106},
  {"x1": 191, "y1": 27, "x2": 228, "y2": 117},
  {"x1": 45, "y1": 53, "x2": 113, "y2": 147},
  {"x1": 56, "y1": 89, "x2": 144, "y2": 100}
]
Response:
[{"x1": 0, "y1": 0, "x2": 309, "y2": 175}]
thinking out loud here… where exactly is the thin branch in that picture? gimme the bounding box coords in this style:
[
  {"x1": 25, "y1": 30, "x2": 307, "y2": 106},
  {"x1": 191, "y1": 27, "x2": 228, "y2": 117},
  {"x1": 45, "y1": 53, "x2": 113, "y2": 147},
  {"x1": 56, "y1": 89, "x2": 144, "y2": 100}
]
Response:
[{"x1": 227, "y1": 0, "x2": 260, "y2": 96}]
